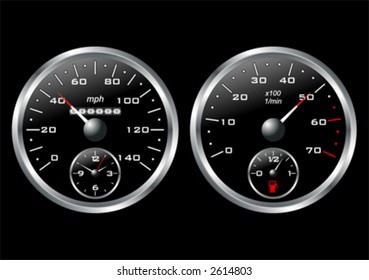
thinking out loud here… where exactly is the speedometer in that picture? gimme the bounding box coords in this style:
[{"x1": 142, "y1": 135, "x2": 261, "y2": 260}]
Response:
[
  {"x1": 12, "y1": 47, "x2": 178, "y2": 213},
  {"x1": 190, "y1": 47, "x2": 356, "y2": 213}
]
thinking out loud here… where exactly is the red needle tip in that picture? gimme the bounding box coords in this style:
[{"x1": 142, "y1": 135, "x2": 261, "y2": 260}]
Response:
[
  {"x1": 57, "y1": 93, "x2": 73, "y2": 108},
  {"x1": 296, "y1": 98, "x2": 305, "y2": 107},
  {"x1": 296, "y1": 92, "x2": 313, "y2": 107}
]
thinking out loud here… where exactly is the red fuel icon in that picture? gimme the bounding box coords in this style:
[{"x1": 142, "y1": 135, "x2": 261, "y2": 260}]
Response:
[{"x1": 268, "y1": 180, "x2": 278, "y2": 193}]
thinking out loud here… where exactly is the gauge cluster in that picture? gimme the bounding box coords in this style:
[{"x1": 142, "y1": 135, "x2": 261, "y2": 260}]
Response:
[
  {"x1": 2, "y1": 0, "x2": 368, "y2": 260},
  {"x1": 12, "y1": 46, "x2": 356, "y2": 214}
]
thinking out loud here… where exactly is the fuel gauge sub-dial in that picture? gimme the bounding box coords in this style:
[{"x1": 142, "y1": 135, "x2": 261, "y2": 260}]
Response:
[{"x1": 248, "y1": 148, "x2": 299, "y2": 200}]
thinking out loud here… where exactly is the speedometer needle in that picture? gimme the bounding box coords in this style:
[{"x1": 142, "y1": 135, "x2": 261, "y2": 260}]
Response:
[
  {"x1": 280, "y1": 93, "x2": 309, "y2": 123},
  {"x1": 58, "y1": 93, "x2": 88, "y2": 123},
  {"x1": 57, "y1": 93, "x2": 107, "y2": 142}
]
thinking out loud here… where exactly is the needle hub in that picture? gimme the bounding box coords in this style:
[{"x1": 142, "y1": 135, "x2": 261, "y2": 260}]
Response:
[
  {"x1": 261, "y1": 118, "x2": 285, "y2": 142},
  {"x1": 84, "y1": 118, "x2": 107, "y2": 142}
]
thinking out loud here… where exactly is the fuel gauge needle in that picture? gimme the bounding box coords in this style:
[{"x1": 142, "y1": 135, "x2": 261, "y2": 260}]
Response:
[{"x1": 58, "y1": 93, "x2": 88, "y2": 123}]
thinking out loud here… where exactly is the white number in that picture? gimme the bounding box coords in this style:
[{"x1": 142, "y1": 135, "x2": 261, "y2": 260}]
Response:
[
  {"x1": 221, "y1": 119, "x2": 236, "y2": 126},
  {"x1": 255, "y1": 170, "x2": 263, "y2": 177},
  {"x1": 251, "y1": 77, "x2": 267, "y2": 84},
  {"x1": 311, "y1": 119, "x2": 327, "y2": 126},
  {"x1": 225, "y1": 147, "x2": 233, "y2": 154},
  {"x1": 268, "y1": 156, "x2": 279, "y2": 163},
  {"x1": 92, "y1": 155, "x2": 100, "y2": 162},
  {"x1": 232, "y1": 94, "x2": 248, "y2": 101},
  {"x1": 125, "y1": 154, "x2": 141, "y2": 161},
  {"x1": 124, "y1": 97, "x2": 140, "y2": 104},
  {"x1": 77, "y1": 170, "x2": 84, "y2": 177},
  {"x1": 127, "y1": 126, "x2": 150, "y2": 133},
  {"x1": 306, "y1": 147, "x2": 322, "y2": 154},
  {"x1": 117, "y1": 97, "x2": 140, "y2": 104},
  {"x1": 49, "y1": 97, "x2": 65, "y2": 104},
  {"x1": 279, "y1": 77, "x2": 295, "y2": 84},
  {"x1": 71, "y1": 78, "x2": 87, "y2": 85},
  {"x1": 105, "y1": 78, "x2": 120, "y2": 85},
  {"x1": 92, "y1": 185, "x2": 99, "y2": 191},
  {"x1": 299, "y1": 93, "x2": 314, "y2": 101},
  {"x1": 41, "y1": 126, "x2": 56, "y2": 133},
  {"x1": 51, "y1": 154, "x2": 58, "y2": 161},
  {"x1": 107, "y1": 170, "x2": 113, "y2": 177}
]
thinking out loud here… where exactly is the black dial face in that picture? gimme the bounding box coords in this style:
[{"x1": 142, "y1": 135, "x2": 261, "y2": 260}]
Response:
[
  {"x1": 191, "y1": 47, "x2": 356, "y2": 213},
  {"x1": 70, "y1": 148, "x2": 121, "y2": 199},
  {"x1": 13, "y1": 47, "x2": 178, "y2": 213}
]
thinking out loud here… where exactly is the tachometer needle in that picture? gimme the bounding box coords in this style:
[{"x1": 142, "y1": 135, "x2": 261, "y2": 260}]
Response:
[
  {"x1": 58, "y1": 93, "x2": 88, "y2": 123},
  {"x1": 280, "y1": 93, "x2": 309, "y2": 123}
]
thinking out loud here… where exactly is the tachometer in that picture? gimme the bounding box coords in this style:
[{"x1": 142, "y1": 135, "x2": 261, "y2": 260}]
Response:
[{"x1": 190, "y1": 47, "x2": 356, "y2": 213}]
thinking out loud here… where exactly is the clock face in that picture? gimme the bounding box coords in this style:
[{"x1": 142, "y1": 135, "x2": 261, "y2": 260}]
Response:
[
  {"x1": 69, "y1": 148, "x2": 121, "y2": 200},
  {"x1": 12, "y1": 47, "x2": 178, "y2": 213},
  {"x1": 190, "y1": 47, "x2": 357, "y2": 213}
]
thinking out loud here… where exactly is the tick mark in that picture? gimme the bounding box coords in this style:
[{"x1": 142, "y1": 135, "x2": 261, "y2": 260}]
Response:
[
  {"x1": 288, "y1": 63, "x2": 294, "y2": 76},
  {"x1": 140, "y1": 89, "x2": 151, "y2": 98},
  {"x1": 139, "y1": 162, "x2": 152, "y2": 171},
  {"x1": 127, "y1": 74, "x2": 136, "y2": 86},
  {"x1": 54, "y1": 74, "x2": 64, "y2": 86},
  {"x1": 30, "y1": 108, "x2": 43, "y2": 114},
  {"x1": 221, "y1": 83, "x2": 232, "y2": 94},
  {"x1": 211, "y1": 151, "x2": 224, "y2": 158},
  {"x1": 147, "y1": 108, "x2": 161, "y2": 114},
  {"x1": 73, "y1": 64, "x2": 79, "y2": 78},
  {"x1": 111, "y1": 64, "x2": 117, "y2": 78},
  {"x1": 253, "y1": 62, "x2": 259, "y2": 76},
  {"x1": 39, "y1": 89, "x2": 51, "y2": 98},
  {"x1": 314, "y1": 83, "x2": 326, "y2": 93},
  {"x1": 39, "y1": 161, "x2": 51, "y2": 171},
  {"x1": 147, "y1": 146, "x2": 161, "y2": 152}
]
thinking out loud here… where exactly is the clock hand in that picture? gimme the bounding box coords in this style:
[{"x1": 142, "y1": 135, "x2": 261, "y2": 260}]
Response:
[
  {"x1": 96, "y1": 154, "x2": 107, "y2": 171},
  {"x1": 78, "y1": 163, "x2": 93, "y2": 173}
]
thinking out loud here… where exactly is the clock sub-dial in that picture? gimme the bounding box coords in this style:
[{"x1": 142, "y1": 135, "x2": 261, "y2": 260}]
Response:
[{"x1": 70, "y1": 148, "x2": 120, "y2": 200}]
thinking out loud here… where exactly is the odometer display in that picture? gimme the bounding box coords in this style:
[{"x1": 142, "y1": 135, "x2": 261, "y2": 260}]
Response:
[
  {"x1": 191, "y1": 47, "x2": 356, "y2": 213},
  {"x1": 12, "y1": 47, "x2": 178, "y2": 213}
]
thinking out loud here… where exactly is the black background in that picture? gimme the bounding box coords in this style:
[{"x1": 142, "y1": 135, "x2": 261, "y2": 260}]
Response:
[{"x1": 1, "y1": 1, "x2": 368, "y2": 260}]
